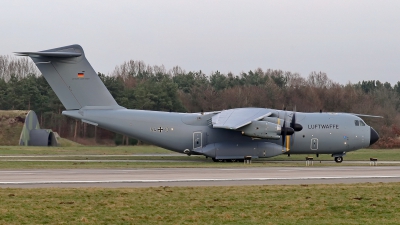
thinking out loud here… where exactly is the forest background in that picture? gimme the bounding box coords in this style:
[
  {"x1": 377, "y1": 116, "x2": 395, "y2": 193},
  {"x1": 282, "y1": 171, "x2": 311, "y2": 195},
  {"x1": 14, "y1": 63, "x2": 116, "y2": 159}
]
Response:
[{"x1": 1, "y1": 56, "x2": 399, "y2": 148}]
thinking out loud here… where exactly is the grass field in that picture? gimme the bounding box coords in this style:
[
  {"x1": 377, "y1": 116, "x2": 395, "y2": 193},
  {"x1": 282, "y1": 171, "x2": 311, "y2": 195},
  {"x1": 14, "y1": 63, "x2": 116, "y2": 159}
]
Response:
[
  {"x1": 1, "y1": 146, "x2": 400, "y2": 159},
  {"x1": 1, "y1": 183, "x2": 400, "y2": 224},
  {"x1": 1, "y1": 146, "x2": 400, "y2": 224},
  {"x1": 0, "y1": 146, "x2": 400, "y2": 169},
  {"x1": 0, "y1": 145, "x2": 172, "y2": 155}
]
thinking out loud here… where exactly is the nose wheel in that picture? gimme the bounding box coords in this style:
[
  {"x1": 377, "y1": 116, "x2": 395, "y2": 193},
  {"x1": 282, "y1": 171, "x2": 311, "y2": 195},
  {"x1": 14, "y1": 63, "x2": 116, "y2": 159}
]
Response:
[{"x1": 334, "y1": 156, "x2": 343, "y2": 163}]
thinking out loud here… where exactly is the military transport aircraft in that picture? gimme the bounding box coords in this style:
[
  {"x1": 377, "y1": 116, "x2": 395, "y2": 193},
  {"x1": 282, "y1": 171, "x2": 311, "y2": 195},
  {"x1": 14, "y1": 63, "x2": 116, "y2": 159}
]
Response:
[{"x1": 16, "y1": 45, "x2": 380, "y2": 163}]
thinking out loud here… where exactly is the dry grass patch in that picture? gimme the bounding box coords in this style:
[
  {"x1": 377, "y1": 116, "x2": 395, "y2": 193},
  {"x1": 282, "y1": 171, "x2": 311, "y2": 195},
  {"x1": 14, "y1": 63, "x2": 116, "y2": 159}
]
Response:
[{"x1": 0, "y1": 110, "x2": 28, "y2": 146}]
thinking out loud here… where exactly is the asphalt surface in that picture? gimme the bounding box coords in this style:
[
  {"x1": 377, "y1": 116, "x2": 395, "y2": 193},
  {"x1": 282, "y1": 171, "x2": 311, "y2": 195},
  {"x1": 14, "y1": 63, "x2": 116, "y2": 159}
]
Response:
[{"x1": 1, "y1": 166, "x2": 400, "y2": 188}]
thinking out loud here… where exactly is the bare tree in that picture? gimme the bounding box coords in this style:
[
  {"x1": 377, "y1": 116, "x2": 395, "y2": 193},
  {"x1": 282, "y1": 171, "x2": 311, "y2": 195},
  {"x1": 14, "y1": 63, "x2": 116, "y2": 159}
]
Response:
[{"x1": 0, "y1": 55, "x2": 39, "y2": 81}]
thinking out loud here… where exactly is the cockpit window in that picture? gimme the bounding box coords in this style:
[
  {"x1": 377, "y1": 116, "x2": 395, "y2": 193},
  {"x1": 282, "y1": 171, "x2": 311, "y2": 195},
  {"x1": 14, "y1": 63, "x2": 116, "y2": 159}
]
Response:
[
  {"x1": 354, "y1": 120, "x2": 359, "y2": 126},
  {"x1": 360, "y1": 120, "x2": 365, "y2": 126}
]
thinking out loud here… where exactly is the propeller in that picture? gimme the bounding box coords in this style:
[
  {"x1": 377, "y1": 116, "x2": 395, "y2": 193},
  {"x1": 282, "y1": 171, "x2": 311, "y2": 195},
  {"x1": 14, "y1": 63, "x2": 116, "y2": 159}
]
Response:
[
  {"x1": 281, "y1": 110, "x2": 294, "y2": 152},
  {"x1": 290, "y1": 108, "x2": 303, "y2": 132},
  {"x1": 288, "y1": 107, "x2": 303, "y2": 151},
  {"x1": 281, "y1": 106, "x2": 303, "y2": 152}
]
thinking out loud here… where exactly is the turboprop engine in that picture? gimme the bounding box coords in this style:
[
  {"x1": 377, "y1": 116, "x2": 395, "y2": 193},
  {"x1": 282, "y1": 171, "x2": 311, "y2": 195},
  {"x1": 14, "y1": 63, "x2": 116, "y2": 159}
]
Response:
[{"x1": 240, "y1": 121, "x2": 282, "y2": 139}]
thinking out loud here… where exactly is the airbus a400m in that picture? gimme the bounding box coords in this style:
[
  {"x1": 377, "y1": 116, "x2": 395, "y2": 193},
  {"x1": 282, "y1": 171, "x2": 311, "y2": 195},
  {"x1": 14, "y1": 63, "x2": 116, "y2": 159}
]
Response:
[{"x1": 16, "y1": 45, "x2": 380, "y2": 163}]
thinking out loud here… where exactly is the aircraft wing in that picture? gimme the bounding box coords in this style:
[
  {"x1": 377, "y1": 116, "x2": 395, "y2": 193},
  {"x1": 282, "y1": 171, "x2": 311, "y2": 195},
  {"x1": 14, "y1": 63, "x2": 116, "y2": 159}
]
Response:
[{"x1": 211, "y1": 108, "x2": 272, "y2": 129}]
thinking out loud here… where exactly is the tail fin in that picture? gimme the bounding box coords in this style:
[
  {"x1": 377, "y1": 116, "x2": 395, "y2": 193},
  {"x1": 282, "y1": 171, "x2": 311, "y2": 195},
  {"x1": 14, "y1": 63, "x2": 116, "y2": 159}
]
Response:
[{"x1": 16, "y1": 45, "x2": 120, "y2": 110}]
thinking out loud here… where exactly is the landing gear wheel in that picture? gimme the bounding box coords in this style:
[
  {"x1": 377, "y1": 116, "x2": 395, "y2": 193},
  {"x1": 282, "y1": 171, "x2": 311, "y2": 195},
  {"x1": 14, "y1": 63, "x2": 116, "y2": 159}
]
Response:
[
  {"x1": 212, "y1": 158, "x2": 225, "y2": 162},
  {"x1": 334, "y1": 156, "x2": 343, "y2": 163}
]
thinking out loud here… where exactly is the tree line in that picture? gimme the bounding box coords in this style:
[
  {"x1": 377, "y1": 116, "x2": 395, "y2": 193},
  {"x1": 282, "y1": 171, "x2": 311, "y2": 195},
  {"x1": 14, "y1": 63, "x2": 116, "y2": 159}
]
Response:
[{"x1": 1, "y1": 56, "x2": 400, "y2": 148}]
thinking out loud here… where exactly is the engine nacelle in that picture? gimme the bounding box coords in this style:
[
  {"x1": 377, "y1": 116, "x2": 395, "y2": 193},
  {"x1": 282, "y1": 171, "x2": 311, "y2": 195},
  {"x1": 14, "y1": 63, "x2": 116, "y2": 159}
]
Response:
[
  {"x1": 240, "y1": 121, "x2": 281, "y2": 139},
  {"x1": 262, "y1": 116, "x2": 281, "y2": 125},
  {"x1": 263, "y1": 116, "x2": 302, "y2": 132}
]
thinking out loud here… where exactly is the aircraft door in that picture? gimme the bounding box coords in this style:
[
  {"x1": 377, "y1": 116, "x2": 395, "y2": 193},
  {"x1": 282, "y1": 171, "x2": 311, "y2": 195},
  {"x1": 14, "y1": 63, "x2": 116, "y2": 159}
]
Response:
[
  {"x1": 311, "y1": 138, "x2": 318, "y2": 150},
  {"x1": 193, "y1": 132, "x2": 202, "y2": 149}
]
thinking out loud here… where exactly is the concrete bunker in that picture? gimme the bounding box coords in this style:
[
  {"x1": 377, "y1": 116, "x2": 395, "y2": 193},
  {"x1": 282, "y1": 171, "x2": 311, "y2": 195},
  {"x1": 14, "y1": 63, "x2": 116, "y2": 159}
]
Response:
[{"x1": 18, "y1": 111, "x2": 59, "y2": 146}]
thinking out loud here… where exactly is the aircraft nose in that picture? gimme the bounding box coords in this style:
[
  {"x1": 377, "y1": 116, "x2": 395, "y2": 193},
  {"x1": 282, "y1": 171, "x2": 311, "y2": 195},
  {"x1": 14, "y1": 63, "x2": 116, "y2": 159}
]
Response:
[{"x1": 370, "y1": 127, "x2": 379, "y2": 146}]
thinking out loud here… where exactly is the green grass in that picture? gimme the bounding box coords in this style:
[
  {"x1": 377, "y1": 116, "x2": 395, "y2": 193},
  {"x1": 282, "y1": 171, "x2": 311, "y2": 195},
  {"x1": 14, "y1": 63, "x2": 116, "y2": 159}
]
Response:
[
  {"x1": 0, "y1": 146, "x2": 399, "y2": 169},
  {"x1": 1, "y1": 146, "x2": 400, "y2": 160},
  {"x1": 0, "y1": 161, "x2": 321, "y2": 169},
  {"x1": 271, "y1": 148, "x2": 400, "y2": 161},
  {"x1": 1, "y1": 183, "x2": 400, "y2": 224},
  {"x1": 57, "y1": 137, "x2": 82, "y2": 147},
  {"x1": 0, "y1": 160, "x2": 395, "y2": 169},
  {"x1": 0, "y1": 145, "x2": 172, "y2": 155}
]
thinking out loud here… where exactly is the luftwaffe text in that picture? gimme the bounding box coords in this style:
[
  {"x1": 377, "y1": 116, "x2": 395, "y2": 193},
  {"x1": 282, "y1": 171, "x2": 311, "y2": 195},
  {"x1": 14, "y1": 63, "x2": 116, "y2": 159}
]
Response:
[{"x1": 308, "y1": 124, "x2": 339, "y2": 129}]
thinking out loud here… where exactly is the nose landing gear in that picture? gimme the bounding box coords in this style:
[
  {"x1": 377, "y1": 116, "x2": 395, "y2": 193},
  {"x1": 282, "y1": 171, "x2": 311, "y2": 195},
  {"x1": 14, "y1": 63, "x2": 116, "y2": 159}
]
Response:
[
  {"x1": 332, "y1": 152, "x2": 346, "y2": 163},
  {"x1": 334, "y1": 156, "x2": 343, "y2": 163}
]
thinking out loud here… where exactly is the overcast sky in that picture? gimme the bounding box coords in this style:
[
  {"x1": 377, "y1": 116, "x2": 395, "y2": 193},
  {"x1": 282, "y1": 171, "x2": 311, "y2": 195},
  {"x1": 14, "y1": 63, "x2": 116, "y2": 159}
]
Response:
[{"x1": 1, "y1": 0, "x2": 399, "y2": 85}]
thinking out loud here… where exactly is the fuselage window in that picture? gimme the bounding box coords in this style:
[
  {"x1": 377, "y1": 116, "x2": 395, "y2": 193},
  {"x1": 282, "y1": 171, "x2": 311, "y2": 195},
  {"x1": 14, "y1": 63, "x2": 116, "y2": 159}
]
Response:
[
  {"x1": 354, "y1": 120, "x2": 359, "y2": 126},
  {"x1": 360, "y1": 120, "x2": 366, "y2": 126}
]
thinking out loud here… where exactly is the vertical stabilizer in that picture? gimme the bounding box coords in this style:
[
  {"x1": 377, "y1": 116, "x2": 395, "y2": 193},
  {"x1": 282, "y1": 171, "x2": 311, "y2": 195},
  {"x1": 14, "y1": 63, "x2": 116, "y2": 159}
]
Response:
[{"x1": 16, "y1": 45, "x2": 120, "y2": 110}]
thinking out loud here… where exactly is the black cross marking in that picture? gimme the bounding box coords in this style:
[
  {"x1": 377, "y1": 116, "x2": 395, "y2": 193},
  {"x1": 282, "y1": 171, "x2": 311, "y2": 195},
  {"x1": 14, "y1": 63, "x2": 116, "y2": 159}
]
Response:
[{"x1": 158, "y1": 127, "x2": 164, "y2": 132}]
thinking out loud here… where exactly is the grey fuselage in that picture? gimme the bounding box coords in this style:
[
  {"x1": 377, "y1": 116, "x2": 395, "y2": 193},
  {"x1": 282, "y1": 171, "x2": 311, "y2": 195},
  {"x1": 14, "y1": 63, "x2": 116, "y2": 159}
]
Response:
[
  {"x1": 64, "y1": 108, "x2": 373, "y2": 159},
  {"x1": 17, "y1": 44, "x2": 378, "y2": 160}
]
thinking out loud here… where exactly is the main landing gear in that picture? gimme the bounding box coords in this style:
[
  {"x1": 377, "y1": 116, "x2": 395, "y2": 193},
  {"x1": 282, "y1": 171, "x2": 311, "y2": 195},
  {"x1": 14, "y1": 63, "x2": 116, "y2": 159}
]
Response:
[
  {"x1": 212, "y1": 158, "x2": 224, "y2": 162},
  {"x1": 211, "y1": 158, "x2": 243, "y2": 163}
]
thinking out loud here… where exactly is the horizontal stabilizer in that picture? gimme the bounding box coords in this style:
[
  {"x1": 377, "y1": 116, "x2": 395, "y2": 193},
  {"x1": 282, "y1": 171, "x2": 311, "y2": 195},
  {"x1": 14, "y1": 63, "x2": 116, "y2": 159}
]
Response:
[{"x1": 14, "y1": 51, "x2": 82, "y2": 58}]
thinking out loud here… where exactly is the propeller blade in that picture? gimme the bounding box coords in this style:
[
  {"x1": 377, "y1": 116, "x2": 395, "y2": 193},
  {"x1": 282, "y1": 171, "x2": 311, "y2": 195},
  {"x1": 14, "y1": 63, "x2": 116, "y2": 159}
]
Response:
[
  {"x1": 290, "y1": 112, "x2": 296, "y2": 129},
  {"x1": 281, "y1": 111, "x2": 287, "y2": 151},
  {"x1": 281, "y1": 109, "x2": 296, "y2": 152},
  {"x1": 287, "y1": 108, "x2": 298, "y2": 151},
  {"x1": 290, "y1": 111, "x2": 303, "y2": 132},
  {"x1": 286, "y1": 135, "x2": 290, "y2": 152},
  {"x1": 281, "y1": 120, "x2": 286, "y2": 151},
  {"x1": 290, "y1": 111, "x2": 295, "y2": 151}
]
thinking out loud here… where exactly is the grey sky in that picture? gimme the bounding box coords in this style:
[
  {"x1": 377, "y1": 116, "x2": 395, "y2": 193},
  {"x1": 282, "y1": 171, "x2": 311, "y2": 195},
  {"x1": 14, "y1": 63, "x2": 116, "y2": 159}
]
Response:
[{"x1": 1, "y1": 0, "x2": 399, "y2": 85}]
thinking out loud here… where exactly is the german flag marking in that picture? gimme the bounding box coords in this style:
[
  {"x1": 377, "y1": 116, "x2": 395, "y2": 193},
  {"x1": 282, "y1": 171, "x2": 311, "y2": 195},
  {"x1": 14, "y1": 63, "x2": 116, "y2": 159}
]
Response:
[{"x1": 77, "y1": 73, "x2": 84, "y2": 78}]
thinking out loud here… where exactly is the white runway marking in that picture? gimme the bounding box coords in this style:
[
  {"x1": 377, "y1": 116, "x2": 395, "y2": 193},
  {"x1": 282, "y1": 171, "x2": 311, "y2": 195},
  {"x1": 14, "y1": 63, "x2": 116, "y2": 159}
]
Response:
[{"x1": 2, "y1": 175, "x2": 400, "y2": 185}]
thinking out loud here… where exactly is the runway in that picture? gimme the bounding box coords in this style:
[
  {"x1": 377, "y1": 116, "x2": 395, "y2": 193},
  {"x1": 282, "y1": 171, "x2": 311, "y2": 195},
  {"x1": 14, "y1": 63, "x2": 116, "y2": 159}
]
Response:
[{"x1": 1, "y1": 166, "x2": 400, "y2": 188}]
